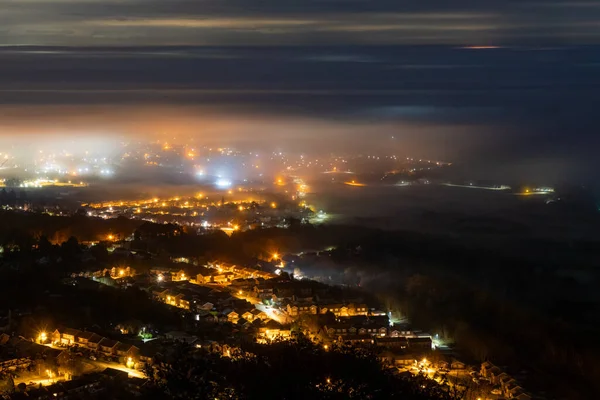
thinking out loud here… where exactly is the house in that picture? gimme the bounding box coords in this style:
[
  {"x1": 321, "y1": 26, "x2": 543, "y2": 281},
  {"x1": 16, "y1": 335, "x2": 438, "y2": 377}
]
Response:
[
  {"x1": 225, "y1": 310, "x2": 239, "y2": 323},
  {"x1": 357, "y1": 325, "x2": 387, "y2": 336},
  {"x1": 98, "y1": 338, "x2": 120, "y2": 355},
  {"x1": 376, "y1": 337, "x2": 408, "y2": 349},
  {"x1": 213, "y1": 272, "x2": 235, "y2": 284},
  {"x1": 257, "y1": 321, "x2": 291, "y2": 342},
  {"x1": 152, "y1": 288, "x2": 170, "y2": 301},
  {"x1": 253, "y1": 284, "x2": 274, "y2": 299},
  {"x1": 76, "y1": 331, "x2": 96, "y2": 346},
  {"x1": 319, "y1": 303, "x2": 367, "y2": 317},
  {"x1": 214, "y1": 262, "x2": 236, "y2": 273},
  {"x1": 230, "y1": 278, "x2": 258, "y2": 289},
  {"x1": 287, "y1": 302, "x2": 318, "y2": 317},
  {"x1": 407, "y1": 337, "x2": 433, "y2": 352},
  {"x1": 338, "y1": 334, "x2": 374, "y2": 344},
  {"x1": 251, "y1": 309, "x2": 268, "y2": 321},
  {"x1": 164, "y1": 292, "x2": 191, "y2": 310},
  {"x1": 171, "y1": 269, "x2": 189, "y2": 282},
  {"x1": 60, "y1": 328, "x2": 82, "y2": 345},
  {"x1": 242, "y1": 311, "x2": 255, "y2": 321},
  {"x1": 196, "y1": 273, "x2": 212, "y2": 284},
  {"x1": 86, "y1": 333, "x2": 104, "y2": 350},
  {"x1": 319, "y1": 303, "x2": 344, "y2": 316},
  {"x1": 480, "y1": 361, "x2": 494, "y2": 377},
  {"x1": 116, "y1": 343, "x2": 139, "y2": 359},
  {"x1": 138, "y1": 346, "x2": 156, "y2": 369},
  {"x1": 345, "y1": 303, "x2": 369, "y2": 316},
  {"x1": 506, "y1": 383, "x2": 525, "y2": 399},
  {"x1": 498, "y1": 373, "x2": 512, "y2": 388},
  {"x1": 394, "y1": 353, "x2": 418, "y2": 366},
  {"x1": 488, "y1": 366, "x2": 503, "y2": 384},
  {"x1": 325, "y1": 323, "x2": 355, "y2": 336},
  {"x1": 389, "y1": 327, "x2": 413, "y2": 337}
]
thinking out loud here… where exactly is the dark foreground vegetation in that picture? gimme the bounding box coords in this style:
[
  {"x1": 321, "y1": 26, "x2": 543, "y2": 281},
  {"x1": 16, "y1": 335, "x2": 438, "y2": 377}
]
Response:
[{"x1": 141, "y1": 337, "x2": 461, "y2": 400}]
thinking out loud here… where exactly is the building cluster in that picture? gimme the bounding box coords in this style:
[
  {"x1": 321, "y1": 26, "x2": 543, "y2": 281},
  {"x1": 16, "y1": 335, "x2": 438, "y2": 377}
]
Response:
[
  {"x1": 202, "y1": 261, "x2": 277, "y2": 283},
  {"x1": 150, "y1": 281, "x2": 254, "y2": 318},
  {"x1": 51, "y1": 328, "x2": 144, "y2": 369},
  {"x1": 76, "y1": 266, "x2": 136, "y2": 280},
  {"x1": 0, "y1": 334, "x2": 68, "y2": 375},
  {"x1": 481, "y1": 362, "x2": 532, "y2": 400},
  {"x1": 9, "y1": 367, "x2": 147, "y2": 400}
]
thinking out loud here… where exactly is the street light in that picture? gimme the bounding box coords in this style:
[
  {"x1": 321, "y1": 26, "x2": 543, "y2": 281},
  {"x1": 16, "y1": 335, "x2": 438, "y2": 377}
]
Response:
[{"x1": 38, "y1": 331, "x2": 47, "y2": 343}]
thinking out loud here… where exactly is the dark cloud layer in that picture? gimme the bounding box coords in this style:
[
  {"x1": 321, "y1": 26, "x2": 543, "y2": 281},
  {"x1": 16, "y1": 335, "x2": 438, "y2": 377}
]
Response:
[
  {"x1": 0, "y1": 0, "x2": 599, "y2": 183},
  {"x1": 1, "y1": 0, "x2": 600, "y2": 45},
  {"x1": 0, "y1": 45, "x2": 598, "y2": 184}
]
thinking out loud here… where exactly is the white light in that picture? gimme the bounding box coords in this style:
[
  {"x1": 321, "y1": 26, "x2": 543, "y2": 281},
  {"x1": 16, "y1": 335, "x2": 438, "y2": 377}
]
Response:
[{"x1": 215, "y1": 178, "x2": 232, "y2": 188}]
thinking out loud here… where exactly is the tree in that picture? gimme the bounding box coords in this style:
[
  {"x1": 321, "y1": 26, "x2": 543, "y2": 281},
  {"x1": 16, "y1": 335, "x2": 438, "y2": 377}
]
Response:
[
  {"x1": 144, "y1": 336, "x2": 464, "y2": 400},
  {"x1": 0, "y1": 373, "x2": 14, "y2": 395}
]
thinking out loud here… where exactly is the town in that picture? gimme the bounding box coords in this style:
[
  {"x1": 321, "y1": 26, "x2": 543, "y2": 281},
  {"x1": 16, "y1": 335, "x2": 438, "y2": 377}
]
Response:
[{"x1": 0, "y1": 220, "x2": 535, "y2": 400}]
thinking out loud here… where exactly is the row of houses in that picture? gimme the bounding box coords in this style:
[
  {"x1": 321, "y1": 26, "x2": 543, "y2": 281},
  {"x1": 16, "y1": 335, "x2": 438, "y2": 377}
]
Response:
[
  {"x1": 481, "y1": 362, "x2": 532, "y2": 400},
  {"x1": 51, "y1": 328, "x2": 145, "y2": 367},
  {"x1": 287, "y1": 302, "x2": 371, "y2": 318},
  {"x1": 203, "y1": 261, "x2": 276, "y2": 283},
  {"x1": 74, "y1": 266, "x2": 136, "y2": 280},
  {"x1": 150, "y1": 281, "x2": 255, "y2": 317},
  {"x1": 11, "y1": 368, "x2": 148, "y2": 400}
]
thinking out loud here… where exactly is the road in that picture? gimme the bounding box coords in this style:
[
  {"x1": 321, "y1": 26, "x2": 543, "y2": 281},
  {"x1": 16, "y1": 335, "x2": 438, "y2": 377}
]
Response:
[
  {"x1": 85, "y1": 359, "x2": 146, "y2": 378},
  {"x1": 255, "y1": 303, "x2": 292, "y2": 324},
  {"x1": 231, "y1": 290, "x2": 292, "y2": 324}
]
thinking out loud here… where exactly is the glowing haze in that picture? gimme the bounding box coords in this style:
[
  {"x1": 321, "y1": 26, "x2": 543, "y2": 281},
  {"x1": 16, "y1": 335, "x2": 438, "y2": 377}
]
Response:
[{"x1": 0, "y1": 1, "x2": 599, "y2": 183}]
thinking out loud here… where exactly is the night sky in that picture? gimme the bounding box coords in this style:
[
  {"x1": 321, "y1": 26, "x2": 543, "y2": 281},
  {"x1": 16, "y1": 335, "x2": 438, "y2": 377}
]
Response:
[{"x1": 1, "y1": 1, "x2": 600, "y2": 184}]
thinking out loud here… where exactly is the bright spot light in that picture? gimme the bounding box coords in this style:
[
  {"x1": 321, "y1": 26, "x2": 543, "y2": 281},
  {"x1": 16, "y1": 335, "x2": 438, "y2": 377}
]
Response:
[{"x1": 215, "y1": 178, "x2": 232, "y2": 188}]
